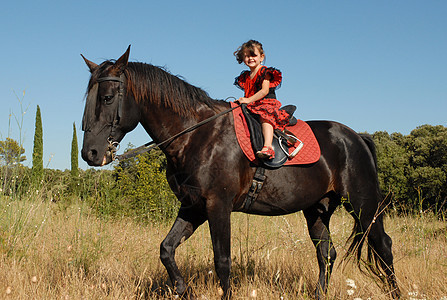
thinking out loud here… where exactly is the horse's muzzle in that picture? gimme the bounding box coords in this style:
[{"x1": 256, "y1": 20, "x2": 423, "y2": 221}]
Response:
[{"x1": 81, "y1": 135, "x2": 120, "y2": 166}]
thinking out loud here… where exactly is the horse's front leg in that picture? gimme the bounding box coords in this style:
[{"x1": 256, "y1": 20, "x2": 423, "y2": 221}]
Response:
[
  {"x1": 207, "y1": 199, "x2": 232, "y2": 299},
  {"x1": 304, "y1": 202, "x2": 337, "y2": 299},
  {"x1": 160, "y1": 204, "x2": 206, "y2": 298}
]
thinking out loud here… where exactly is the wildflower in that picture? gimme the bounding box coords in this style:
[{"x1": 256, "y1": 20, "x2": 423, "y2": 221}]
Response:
[
  {"x1": 408, "y1": 290, "x2": 427, "y2": 300},
  {"x1": 250, "y1": 289, "x2": 257, "y2": 298},
  {"x1": 6, "y1": 286, "x2": 12, "y2": 294},
  {"x1": 346, "y1": 278, "x2": 357, "y2": 289},
  {"x1": 31, "y1": 276, "x2": 38, "y2": 283},
  {"x1": 347, "y1": 289, "x2": 355, "y2": 296},
  {"x1": 408, "y1": 291, "x2": 418, "y2": 297}
]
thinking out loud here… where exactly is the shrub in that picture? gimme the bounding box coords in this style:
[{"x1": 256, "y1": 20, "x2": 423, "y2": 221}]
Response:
[{"x1": 112, "y1": 148, "x2": 179, "y2": 222}]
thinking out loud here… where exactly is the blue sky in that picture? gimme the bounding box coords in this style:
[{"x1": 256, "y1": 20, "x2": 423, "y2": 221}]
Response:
[{"x1": 1, "y1": 1, "x2": 446, "y2": 170}]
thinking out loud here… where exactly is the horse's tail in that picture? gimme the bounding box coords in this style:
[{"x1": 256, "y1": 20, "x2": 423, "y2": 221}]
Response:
[
  {"x1": 359, "y1": 133, "x2": 378, "y2": 170},
  {"x1": 358, "y1": 132, "x2": 391, "y2": 209},
  {"x1": 344, "y1": 204, "x2": 394, "y2": 288},
  {"x1": 344, "y1": 133, "x2": 392, "y2": 283}
]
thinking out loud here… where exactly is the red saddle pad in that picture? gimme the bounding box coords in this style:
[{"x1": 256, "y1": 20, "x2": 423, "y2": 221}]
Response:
[{"x1": 231, "y1": 102, "x2": 320, "y2": 165}]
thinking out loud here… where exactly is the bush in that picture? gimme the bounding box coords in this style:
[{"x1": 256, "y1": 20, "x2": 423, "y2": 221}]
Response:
[
  {"x1": 0, "y1": 164, "x2": 31, "y2": 198},
  {"x1": 112, "y1": 148, "x2": 179, "y2": 222},
  {"x1": 1, "y1": 148, "x2": 179, "y2": 223}
]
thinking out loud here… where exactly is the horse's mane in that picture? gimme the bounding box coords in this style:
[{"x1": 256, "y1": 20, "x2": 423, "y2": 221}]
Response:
[{"x1": 87, "y1": 60, "x2": 219, "y2": 118}]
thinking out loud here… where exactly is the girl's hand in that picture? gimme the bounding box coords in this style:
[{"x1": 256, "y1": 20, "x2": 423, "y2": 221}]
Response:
[{"x1": 237, "y1": 97, "x2": 251, "y2": 104}]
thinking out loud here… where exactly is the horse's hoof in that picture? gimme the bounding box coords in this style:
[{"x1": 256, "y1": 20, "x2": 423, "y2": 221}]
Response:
[
  {"x1": 389, "y1": 286, "x2": 401, "y2": 299},
  {"x1": 219, "y1": 287, "x2": 232, "y2": 299}
]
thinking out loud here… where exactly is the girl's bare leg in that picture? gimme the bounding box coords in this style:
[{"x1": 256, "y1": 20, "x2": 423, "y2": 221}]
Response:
[{"x1": 261, "y1": 122, "x2": 274, "y2": 148}]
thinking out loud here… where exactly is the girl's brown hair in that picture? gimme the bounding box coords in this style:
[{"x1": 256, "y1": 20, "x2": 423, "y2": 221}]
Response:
[{"x1": 233, "y1": 40, "x2": 264, "y2": 64}]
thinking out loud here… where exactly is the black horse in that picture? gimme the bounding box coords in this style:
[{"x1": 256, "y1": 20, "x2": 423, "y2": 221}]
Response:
[{"x1": 80, "y1": 46, "x2": 400, "y2": 299}]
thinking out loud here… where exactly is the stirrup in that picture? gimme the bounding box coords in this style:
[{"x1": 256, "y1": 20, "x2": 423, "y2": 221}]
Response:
[
  {"x1": 278, "y1": 133, "x2": 304, "y2": 159},
  {"x1": 256, "y1": 146, "x2": 275, "y2": 159}
]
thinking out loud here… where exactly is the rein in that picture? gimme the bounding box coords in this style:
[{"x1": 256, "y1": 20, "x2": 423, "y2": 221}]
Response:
[
  {"x1": 96, "y1": 74, "x2": 239, "y2": 161},
  {"x1": 112, "y1": 97, "x2": 240, "y2": 161}
]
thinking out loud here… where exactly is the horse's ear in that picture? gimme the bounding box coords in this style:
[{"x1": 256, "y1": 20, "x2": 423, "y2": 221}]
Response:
[
  {"x1": 81, "y1": 54, "x2": 98, "y2": 73},
  {"x1": 114, "y1": 45, "x2": 131, "y2": 73}
]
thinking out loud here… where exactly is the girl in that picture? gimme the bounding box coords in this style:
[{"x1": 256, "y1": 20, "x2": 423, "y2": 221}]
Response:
[{"x1": 234, "y1": 40, "x2": 290, "y2": 159}]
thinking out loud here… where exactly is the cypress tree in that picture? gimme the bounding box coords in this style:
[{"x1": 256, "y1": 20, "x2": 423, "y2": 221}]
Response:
[
  {"x1": 32, "y1": 105, "x2": 43, "y2": 183},
  {"x1": 71, "y1": 122, "x2": 79, "y2": 177}
]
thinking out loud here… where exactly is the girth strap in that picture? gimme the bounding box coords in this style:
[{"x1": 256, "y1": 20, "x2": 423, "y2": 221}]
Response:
[{"x1": 242, "y1": 167, "x2": 266, "y2": 211}]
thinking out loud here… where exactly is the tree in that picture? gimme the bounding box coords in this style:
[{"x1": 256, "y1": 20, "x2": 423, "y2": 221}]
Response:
[
  {"x1": 406, "y1": 125, "x2": 447, "y2": 211},
  {"x1": 374, "y1": 125, "x2": 447, "y2": 213},
  {"x1": 32, "y1": 105, "x2": 43, "y2": 183},
  {"x1": 0, "y1": 138, "x2": 26, "y2": 166},
  {"x1": 113, "y1": 146, "x2": 178, "y2": 221},
  {"x1": 71, "y1": 122, "x2": 79, "y2": 178},
  {"x1": 373, "y1": 131, "x2": 409, "y2": 203}
]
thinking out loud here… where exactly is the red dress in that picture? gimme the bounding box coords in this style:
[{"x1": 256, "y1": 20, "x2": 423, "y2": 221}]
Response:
[{"x1": 234, "y1": 66, "x2": 289, "y2": 131}]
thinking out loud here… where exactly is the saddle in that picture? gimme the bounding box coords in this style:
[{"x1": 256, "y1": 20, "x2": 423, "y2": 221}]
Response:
[
  {"x1": 241, "y1": 104, "x2": 302, "y2": 168},
  {"x1": 231, "y1": 102, "x2": 321, "y2": 211}
]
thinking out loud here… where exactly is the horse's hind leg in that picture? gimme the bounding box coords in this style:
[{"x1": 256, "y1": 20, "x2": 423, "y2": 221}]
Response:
[
  {"x1": 160, "y1": 204, "x2": 207, "y2": 298},
  {"x1": 303, "y1": 198, "x2": 337, "y2": 299}
]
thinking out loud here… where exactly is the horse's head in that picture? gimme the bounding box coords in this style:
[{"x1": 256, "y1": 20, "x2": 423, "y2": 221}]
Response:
[{"x1": 80, "y1": 46, "x2": 140, "y2": 166}]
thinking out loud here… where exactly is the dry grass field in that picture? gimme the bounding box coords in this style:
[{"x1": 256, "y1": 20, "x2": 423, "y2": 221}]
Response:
[{"x1": 1, "y1": 195, "x2": 446, "y2": 299}]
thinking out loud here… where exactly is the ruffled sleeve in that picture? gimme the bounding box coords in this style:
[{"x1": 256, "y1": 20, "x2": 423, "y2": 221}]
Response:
[
  {"x1": 234, "y1": 70, "x2": 249, "y2": 91},
  {"x1": 264, "y1": 67, "x2": 282, "y2": 89}
]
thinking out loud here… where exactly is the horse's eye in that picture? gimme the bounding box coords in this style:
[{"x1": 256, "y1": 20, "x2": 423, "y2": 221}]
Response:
[{"x1": 103, "y1": 95, "x2": 114, "y2": 105}]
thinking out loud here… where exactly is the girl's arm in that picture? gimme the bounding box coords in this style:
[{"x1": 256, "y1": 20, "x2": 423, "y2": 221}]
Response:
[{"x1": 238, "y1": 79, "x2": 270, "y2": 104}]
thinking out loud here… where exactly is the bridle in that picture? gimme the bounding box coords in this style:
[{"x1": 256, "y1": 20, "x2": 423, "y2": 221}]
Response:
[
  {"x1": 96, "y1": 74, "x2": 126, "y2": 136},
  {"x1": 95, "y1": 74, "x2": 126, "y2": 160}
]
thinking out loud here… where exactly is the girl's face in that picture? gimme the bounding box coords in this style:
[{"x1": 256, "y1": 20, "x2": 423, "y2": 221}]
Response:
[{"x1": 243, "y1": 47, "x2": 264, "y2": 71}]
